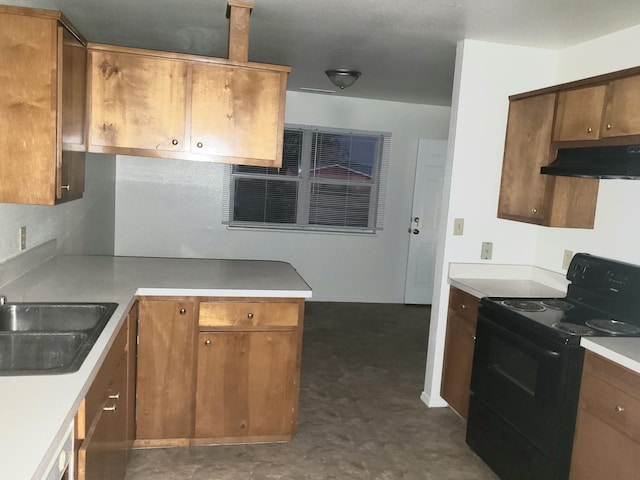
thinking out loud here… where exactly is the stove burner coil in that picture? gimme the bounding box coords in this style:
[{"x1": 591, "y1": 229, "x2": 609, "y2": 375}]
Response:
[
  {"x1": 585, "y1": 319, "x2": 640, "y2": 336},
  {"x1": 551, "y1": 323, "x2": 594, "y2": 336},
  {"x1": 500, "y1": 299, "x2": 546, "y2": 312},
  {"x1": 541, "y1": 299, "x2": 574, "y2": 311}
]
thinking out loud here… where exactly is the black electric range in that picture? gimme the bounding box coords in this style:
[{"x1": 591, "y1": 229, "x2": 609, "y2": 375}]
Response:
[{"x1": 466, "y1": 253, "x2": 640, "y2": 480}]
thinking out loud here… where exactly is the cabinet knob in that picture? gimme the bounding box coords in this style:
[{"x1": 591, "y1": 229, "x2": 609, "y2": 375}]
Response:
[
  {"x1": 606, "y1": 123, "x2": 612, "y2": 130},
  {"x1": 531, "y1": 208, "x2": 538, "y2": 214},
  {"x1": 586, "y1": 127, "x2": 593, "y2": 133},
  {"x1": 172, "y1": 139, "x2": 179, "y2": 146},
  {"x1": 204, "y1": 339, "x2": 212, "y2": 346},
  {"x1": 461, "y1": 304, "x2": 467, "y2": 309},
  {"x1": 615, "y1": 405, "x2": 625, "y2": 413},
  {"x1": 247, "y1": 313, "x2": 254, "y2": 319},
  {"x1": 179, "y1": 308, "x2": 186, "y2": 315},
  {"x1": 61, "y1": 185, "x2": 70, "y2": 191},
  {"x1": 197, "y1": 142, "x2": 203, "y2": 148}
]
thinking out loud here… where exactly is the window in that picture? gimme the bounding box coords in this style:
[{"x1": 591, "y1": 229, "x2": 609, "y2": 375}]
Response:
[{"x1": 223, "y1": 125, "x2": 390, "y2": 233}]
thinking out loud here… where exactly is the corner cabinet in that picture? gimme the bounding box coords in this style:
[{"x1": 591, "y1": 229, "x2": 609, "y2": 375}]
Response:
[
  {"x1": 497, "y1": 93, "x2": 599, "y2": 228},
  {"x1": 440, "y1": 287, "x2": 479, "y2": 420},
  {"x1": 87, "y1": 44, "x2": 289, "y2": 168},
  {"x1": 0, "y1": 6, "x2": 87, "y2": 205},
  {"x1": 135, "y1": 296, "x2": 304, "y2": 447},
  {"x1": 569, "y1": 351, "x2": 640, "y2": 479}
]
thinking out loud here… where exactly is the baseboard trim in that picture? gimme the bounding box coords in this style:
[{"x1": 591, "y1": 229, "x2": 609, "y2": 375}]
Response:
[{"x1": 420, "y1": 390, "x2": 448, "y2": 408}]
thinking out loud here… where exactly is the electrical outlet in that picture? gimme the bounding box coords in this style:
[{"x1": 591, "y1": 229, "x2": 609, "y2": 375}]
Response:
[
  {"x1": 453, "y1": 218, "x2": 464, "y2": 236},
  {"x1": 19, "y1": 226, "x2": 26, "y2": 251},
  {"x1": 563, "y1": 250, "x2": 574, "y2": 269},
  {"x1": 481, "y1": 242, "x2": 493, "y2": 260}
]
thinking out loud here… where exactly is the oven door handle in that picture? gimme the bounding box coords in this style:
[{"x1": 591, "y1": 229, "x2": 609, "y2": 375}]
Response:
[{"x1": 479, "y1": 315, "x2": 561, "y2": 360}]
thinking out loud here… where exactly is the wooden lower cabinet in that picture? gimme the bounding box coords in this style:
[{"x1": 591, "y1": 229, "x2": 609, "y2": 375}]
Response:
[
  {"x1": 134, "y1": 296, "x2": 304, "y2": 447},
  {"x1": 76, "y1": 304, "x2": 133, "y2": 480},
  {"x1": 569, "y1": 351, "x2": 640, "y2": 479},
  {"x1": 440, "y1": 287, "x2": 479, "y2": 420},
  {"x1": 195, "y1": 330, "x2": 298, "y2": 440},
  {"x1": 135, "y1": 298, "x2": 197, "y2": 441}
]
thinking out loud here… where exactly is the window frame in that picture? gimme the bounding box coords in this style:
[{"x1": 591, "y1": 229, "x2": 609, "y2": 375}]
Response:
[{"x1": 224, "y1": 124, "x2": 390, "y2": 234}]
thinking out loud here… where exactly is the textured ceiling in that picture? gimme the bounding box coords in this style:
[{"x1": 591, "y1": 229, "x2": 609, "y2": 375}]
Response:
[{"x1": 9, "y1": 0, "x2": 640, "y2": 105}]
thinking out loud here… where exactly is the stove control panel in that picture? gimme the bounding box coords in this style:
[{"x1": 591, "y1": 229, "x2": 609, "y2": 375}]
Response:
[{"x1": 568, "y1": 253, "x2": 639, "y2": 299}]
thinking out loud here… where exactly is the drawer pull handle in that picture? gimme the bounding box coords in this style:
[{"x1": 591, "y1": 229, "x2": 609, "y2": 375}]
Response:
[
  {"x1": 179, "y1": 308, "x2": 186, "y2": 315},
  {"x1": 204, "y1": 339, "x2": 212, "y2": 346},
  {"x1": 247, "y1": 313, "x2": 254, "y2": 319},
  {"x1": 615, "y1": 405, "x2": 625, "y2": 413}
]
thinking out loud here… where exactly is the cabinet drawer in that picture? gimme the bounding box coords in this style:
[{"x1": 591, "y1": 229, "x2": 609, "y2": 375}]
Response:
[
  {"x1": 580, "y1": 352, "x2": 640, "y2": 443},
  {"x1": 448, "y1": 287, "x2": 479, "y2": 323},
  {"x1": 199, "y1": 301, "x2": 299, "y2": 328}
]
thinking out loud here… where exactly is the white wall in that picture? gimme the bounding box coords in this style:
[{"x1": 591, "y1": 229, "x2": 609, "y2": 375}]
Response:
[
  {"x1": 0, "y1": 154, "x2": 116, "y2": 265},
  {"x1": 114, "y1": 91, "x2": 450, "y2": 302},
  {"x1": 422, "y1": 40, "x2": 559, "y2": 406}
]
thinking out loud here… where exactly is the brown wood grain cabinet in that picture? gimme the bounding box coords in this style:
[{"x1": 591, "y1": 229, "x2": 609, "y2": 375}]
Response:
[
  {"x1": 0, "y1": 6, "x2": 87, "y2": 205},
  {"x1": 601, "y1": 75, "x2": 640, "y2": 138},
  {"x1": 135, "y1": 298, "x2": 197, "y2": 442},
  {"x1": 134, "y1": 297, "x2": 304, "y2": 447},
  {"x1": 497, "y1": 93, "x2": 599, "y2": 228},
  {"x1": 569, "y1": 351, "x2": 640, "y2": 479},
  {"x1": 440, "y1": 287, "x2": 479, "y2": 420},
  {"x1": 76, "y1": 314, "x2": 130, "y2": 480},
  {"x1": 87, "y1": 44, "x2": 289, "y2": 167},
  {"x1": 553, "y1": 86, "x2": 607, "y2": 142}
]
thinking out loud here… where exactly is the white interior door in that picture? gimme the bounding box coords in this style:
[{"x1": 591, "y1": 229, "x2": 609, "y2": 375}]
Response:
[{"x1": 404, "y1": 139, "x2": 447, "y2": 305}]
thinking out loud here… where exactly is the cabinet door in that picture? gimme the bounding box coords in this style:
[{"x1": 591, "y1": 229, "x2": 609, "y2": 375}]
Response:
[
  {"x1": 0, "y1": 12, "x2": 57, "y2": 205},
  {"x1": 569, "y1": 352, "x2": 640, "y2": 479},
  {"x1": 195, "y1": 330, "x2": 298, "y2": 439},
  {"x1": 601, "y1": 75, "x2": 640, "y2": 138},
  {"x1": 553, "y1": 86, "x2": 606, "y2": 141},
  {"x1": 440, "y1": 288, "x2": 479, "y2": 420},
  {"x1": 136, "y1": 299, "x2": 196, "y2": 440},
  {"x1": 89, "y1": 49, "x2": 188, "y2": 153},
  {"x1": 190, "y1": 63, "x2": 287, "y2": 166},
  {"x1": 497, "y1": 94, "x2": 556, "y2": 224}
]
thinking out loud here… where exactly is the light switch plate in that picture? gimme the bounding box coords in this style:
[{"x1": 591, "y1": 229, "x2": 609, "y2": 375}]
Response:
[
  {"x1": 453, "y1": 218, "x2": 464, "y2": 236},
  {"x1": 481, "y1": 242, "x2": 493, "y2": 260}
]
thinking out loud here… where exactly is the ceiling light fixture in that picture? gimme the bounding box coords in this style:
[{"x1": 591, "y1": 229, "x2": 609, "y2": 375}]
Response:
[{"x1": 325, "y1": 69, "x2": 361, "y2": 89}]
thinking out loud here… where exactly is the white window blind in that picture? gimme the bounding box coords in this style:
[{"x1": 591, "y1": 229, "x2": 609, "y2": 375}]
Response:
[{"x1": 223, "y1": 125, "x2": 391, "y2": 233}]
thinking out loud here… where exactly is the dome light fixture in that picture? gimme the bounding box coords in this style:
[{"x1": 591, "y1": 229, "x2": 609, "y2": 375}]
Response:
[{"x1": 325, "y1": 69, "x2": 361, "y2": 89}]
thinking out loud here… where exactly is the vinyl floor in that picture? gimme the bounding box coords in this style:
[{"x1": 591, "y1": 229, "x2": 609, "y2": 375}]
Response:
[{"x1": 125, "y1": 302, "x2": 498, "y2": 480}]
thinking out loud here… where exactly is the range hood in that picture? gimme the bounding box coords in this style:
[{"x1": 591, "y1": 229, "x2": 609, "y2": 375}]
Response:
[{"x1": 541, "y1": 145, "x2": 640, "y2": 179}]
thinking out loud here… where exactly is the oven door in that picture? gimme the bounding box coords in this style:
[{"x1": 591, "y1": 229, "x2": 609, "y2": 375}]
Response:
[{"x1": 466, "y1": 311, "x2": 583, "y2": 479}]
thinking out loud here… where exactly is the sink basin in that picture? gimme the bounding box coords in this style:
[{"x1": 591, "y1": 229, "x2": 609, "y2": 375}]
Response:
[{"x1": 0, "y1": 303, "x2": 118, "y2": 375}]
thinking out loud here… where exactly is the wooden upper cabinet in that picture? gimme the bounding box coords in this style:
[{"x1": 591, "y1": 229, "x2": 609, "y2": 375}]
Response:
[
  {"x1": 0, "y1": 6, "x2": 86, "y2": 205},
  {"x1": 191, "y1": 63, "x2": 287, "y2": 166},
  {"x1": 88, "y1": 47, "x2": 189, "y2": 154},
  {"x1": 498, "y1": 94, "x2": 556, "y2": 224},
  {"x1": 601, "y1": 75, "x2": 640, "y2": 138},
  {"x1": 553, "y1": 86, "x2": 607, "y2": 141},
  {"x1": 87, "y1": 44, "x2": 289, "y2": 167}
]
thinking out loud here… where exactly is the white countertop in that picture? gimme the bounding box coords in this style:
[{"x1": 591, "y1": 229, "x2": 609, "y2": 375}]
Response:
[
  {"x1": 0, "y1": 254, "x2": 312, "y2": 480},
  {"x1": 448, "y1": 262, "x2": 568, "y2": 298},
  {"x1": 447, "y1": 261, "x2": 640, "y2": 375}
]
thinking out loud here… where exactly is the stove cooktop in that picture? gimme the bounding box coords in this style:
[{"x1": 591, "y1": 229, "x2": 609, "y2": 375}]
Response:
[{"x1": 481, "y1": 296, "x2": 640, "y2": 345}]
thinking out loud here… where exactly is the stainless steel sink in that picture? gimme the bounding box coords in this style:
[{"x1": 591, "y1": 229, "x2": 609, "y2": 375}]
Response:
[{"x1": 0, "y1": 302, "x2": 118, "y2": 375}]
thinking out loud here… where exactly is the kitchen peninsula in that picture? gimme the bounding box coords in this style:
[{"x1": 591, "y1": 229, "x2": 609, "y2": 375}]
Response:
[{"x1": 0, "y1": 246, "x2": 311, "y2": 479}]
